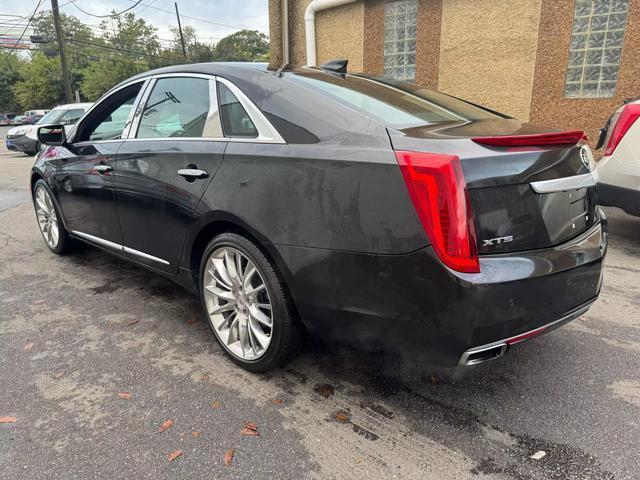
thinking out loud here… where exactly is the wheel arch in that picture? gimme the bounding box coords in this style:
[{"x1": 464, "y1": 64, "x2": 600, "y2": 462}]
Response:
[{"x1": 186, "y1": 213, "x2": 299, "y2": 311}]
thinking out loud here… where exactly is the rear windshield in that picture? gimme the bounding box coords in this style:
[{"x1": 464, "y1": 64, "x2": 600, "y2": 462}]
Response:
[{"x1": 288, "y1": 71, "x2": 506, "y2": 128}]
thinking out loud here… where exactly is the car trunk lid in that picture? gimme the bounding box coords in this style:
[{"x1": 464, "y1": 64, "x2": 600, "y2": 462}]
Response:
[{"x1": 388, "y1": 119, "x2": 599, "y2": 256}]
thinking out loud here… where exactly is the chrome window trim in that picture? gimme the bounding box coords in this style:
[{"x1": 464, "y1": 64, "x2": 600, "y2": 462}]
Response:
[
  {"x1": 216, "y1": 76, "x2": 286, "y2": 144},
  {"x1": 70, "y1": 78, "x2": 151, "y2": 144},
  {"x1": 129, "y1": 77, "x2": 157, "y2": 139},
  {"x1": 530, "y1": 172, "x2": 597, "y2": 193},
  {"x1": 71, "y1": 230, "x2": 170, "y2": 266}
]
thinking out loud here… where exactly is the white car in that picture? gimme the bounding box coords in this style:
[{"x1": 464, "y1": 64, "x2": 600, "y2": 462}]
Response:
[
  {"x1": 596, "y1": 97, "x2": 640, "y2": 216},
  {"x1": 5, "y1": 103, "x2": 92, "y2": 155}
]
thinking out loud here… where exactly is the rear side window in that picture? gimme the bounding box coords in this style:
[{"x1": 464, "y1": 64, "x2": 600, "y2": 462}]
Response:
[
  {"x1": 288, "y1": 72, "x2": 505, "y2": 128},
  {"x1": 137, "y1": 77, "x2": 213, "y2": 138},
  {"x1": 218, "y1": 83, "x2": 258, "y2": 138}
]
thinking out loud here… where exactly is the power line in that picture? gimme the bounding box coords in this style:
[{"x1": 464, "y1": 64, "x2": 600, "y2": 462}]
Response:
[
  {"x1": 0, "y1": 0, "x2": 42, "y2": 67},
  {"x1": 68, "y1": 0, "x2": 143, "y2": 19},
  {"x1": 123, "y1": 0, "x2": 244, "y2": 30},
  {"x1": 65, "y1": 36, "x2": 181, "y2": 63}
]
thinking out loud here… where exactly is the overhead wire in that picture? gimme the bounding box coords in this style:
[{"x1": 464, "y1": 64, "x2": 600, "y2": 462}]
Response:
[
  {"x1": 0, "y1": 0, "x2": 42, "y2": 67},
  {"x1": 67, "y1": 0, "x2": 143, "y2": 19}
]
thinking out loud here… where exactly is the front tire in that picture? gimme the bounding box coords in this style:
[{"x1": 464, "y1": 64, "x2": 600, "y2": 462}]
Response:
[
  {"x1": 199, "y1": 233, "x2": 303, "y2": 372},
  {"x1": 32, "y1": 179, "x2": 71, "y2": 254}
]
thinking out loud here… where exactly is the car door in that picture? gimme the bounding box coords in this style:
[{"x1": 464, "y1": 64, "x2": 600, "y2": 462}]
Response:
[
  {"x1": 52, "y1": 82, "x2": 147, "y2": 247},
  {"x1": 113, "y1": 74, "x2": 227, "y2": 273}
]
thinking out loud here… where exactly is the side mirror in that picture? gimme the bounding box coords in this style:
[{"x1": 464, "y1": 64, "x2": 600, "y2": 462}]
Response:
[{"x1": 38, "y1": 125, "x2": 66, "y2": 146}]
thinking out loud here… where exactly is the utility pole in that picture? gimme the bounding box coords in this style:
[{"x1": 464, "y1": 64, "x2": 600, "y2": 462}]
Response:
[
  {"x1": 174, "y1": 2, "x2": 187, "y2": 60},
  {"x1": 51, "y1": 0, "x2": 73, "y2": 103}
]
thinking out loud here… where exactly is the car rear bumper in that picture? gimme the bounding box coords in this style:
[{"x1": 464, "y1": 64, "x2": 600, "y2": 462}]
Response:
[
  {"x1": 276, "y1": 216, "x2": 607, "y2": 366},
  {"x1": 597, "y1": 182, "x2": 640, "y2": 216}
]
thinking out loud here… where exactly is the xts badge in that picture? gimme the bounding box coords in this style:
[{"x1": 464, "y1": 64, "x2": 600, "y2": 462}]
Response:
[{"x1": 482, "y1": 235, "x2": 514, "y2": 247}]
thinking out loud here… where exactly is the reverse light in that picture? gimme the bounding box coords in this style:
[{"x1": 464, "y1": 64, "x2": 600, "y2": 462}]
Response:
[
  {"x1": 472, "y1": 130, "x2": 585, "y2": 147},
  {"x1": 604, "y1": 104, "x2": 640, "y2": 156},
  {"x1": 395, "y1": 151, "x2": 480, "y2": 274}
]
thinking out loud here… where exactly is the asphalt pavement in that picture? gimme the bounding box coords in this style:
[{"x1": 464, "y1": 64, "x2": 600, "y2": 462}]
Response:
[{"x1": 0, "y1": 137, "x2": 639, "y2": 479}]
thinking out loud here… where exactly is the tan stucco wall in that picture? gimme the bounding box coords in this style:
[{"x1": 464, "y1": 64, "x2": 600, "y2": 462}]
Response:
[
  {"x1": 437, "y1": 0, "x2": 543, "y2": 121},
  {"x1": 287, "y1": 0, "x2": 364, "y2": 70}
]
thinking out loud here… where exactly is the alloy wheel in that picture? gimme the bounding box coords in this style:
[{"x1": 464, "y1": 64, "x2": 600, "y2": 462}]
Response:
[
  {"x1": 34, "y1": 186, "x2": 59, "y2": 249},
  {"x1": 203, "y1": 247, "x2": 273, "y2": 360}
]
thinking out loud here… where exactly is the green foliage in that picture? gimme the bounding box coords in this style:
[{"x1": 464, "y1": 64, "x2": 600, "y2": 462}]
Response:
[
  {"x1": 0, "y1": 12, "x2": 270, "y2": 111},
  {"x1": 215, "y1": 29, "x2": 269, "y2": 62},
  {"x1": 13, "y1": 53, "x2": 64, "y2": 109},
  {"x1": 0, "y1": 54, "x2": 23, "y2": 112}
]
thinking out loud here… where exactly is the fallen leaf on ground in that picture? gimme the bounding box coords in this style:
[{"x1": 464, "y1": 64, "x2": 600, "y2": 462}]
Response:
[
  {"x1": 241, "y1": 421, "x2": 259, "y2": 436},
  {"x1": 531, "y1": 450, "x2": 546, "y2": 460},
  {"x1": 191, "y1": 431, "x2": 201, "y2": 437},
  {"x1": 223, "y1": 448, "x2": 235, "y2": 467},
  {"x1": 0, "y1": 417, "x2": 17, "y2": 423},
  {"x1": 24, "y1": 342, "x2": 34, "y2": 351},
  {"x1": 53, "y1": 371, "x2": 65, "y2": 379},
  {"x1": 159, "y1": 419, "x2": 173, "y2": 433},
  {"x1": 314, "y1": 383, "x2": 334, "y2": 398},
  {"x1": 271, "y1": 398, "x2": 285, "y2": 405},
  {"x1": 117, "y1": 392, "x2": 132, "y2": 400},
  {"x1": 335, "y1": 410, "x2": 351, "y2": 423},
  {"x1": 200, "y1": 374, "x2": 210, "y2": 382},
  {"x1": 167, "y1": 450, "x2": 182, "y2": 462},
  {"x1": 211, "y1": 400, "x2": 221, "y2": 409},
  {"x1": 429, "y1": 375, "x2": 441, "y2": 385},
  {"x1": 127, "y1": 319, "x2": 139, "y2": 326}
]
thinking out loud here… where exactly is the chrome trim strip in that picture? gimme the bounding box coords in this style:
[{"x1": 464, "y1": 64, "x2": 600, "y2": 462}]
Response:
[
  {"x1": 71, "y1": 230, "x2": 122, "y2": 251},
  {"x1": 530, "y1": 172, "x2": 597, "y2": 193},
  {"x1": 216, "y1": 76, "x2": 286, "y2": 144},
  {"x1": 458, "y1": 300, "x2": 595, "y2": 366},
  {"x1": 123, "y1": 246, "x2": 170, "y2": 265},
  {"x1": 128, "y1": 77, "x2": 157, "y2": 139},
  {"x1": 71, "y1": 231, "x2": 170, "y2": 266}
]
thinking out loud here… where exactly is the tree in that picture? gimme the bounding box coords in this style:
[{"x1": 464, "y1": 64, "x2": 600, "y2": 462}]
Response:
[
  {"x1": 100, "y1": 12, "x2": 165, "y2": 66},
  {"x1": 165, "y1": 25, "x2": 216, "y2": 63},
  {"x1": 81, "y1": 59, "x2": 145, "y2": 100},
  {"x1": 13, "y1": 53, "x2": 64, "y2": 109},
  {"x1": 0, "y1": 54, "x2": 23, "y2": 112},
  {"x1": 215, "y1": 29, "x2": 269, "y2": 62}
]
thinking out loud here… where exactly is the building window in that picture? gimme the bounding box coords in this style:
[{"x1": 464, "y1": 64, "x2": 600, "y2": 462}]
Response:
[
  {"x1": 383, "y1": 0, "x2": 418, "y2": 82},
  {"x1": 565, "y1": 0, "x2": 629, "y2": 98}
]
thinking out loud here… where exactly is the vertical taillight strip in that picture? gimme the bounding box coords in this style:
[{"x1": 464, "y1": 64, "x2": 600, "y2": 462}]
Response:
[
  {"x1": 395, "y1": 151, "x2": 480, "y2": 274},
  {"x1": 604, "y1": 104, "x2": 640, "y2": 157}
]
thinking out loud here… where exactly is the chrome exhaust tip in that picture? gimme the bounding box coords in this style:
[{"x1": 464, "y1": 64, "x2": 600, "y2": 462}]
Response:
[{"x1": 458, "y1": 343, "x2": 508, "y2": 366}]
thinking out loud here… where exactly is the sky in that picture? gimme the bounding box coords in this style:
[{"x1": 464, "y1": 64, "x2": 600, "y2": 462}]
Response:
[{"x1": 0, "y1": 0, "x2": 270, "y2": 48}]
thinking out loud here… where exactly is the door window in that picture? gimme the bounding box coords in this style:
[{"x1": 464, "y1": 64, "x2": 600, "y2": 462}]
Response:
[
  {"x1": 136, "y1": 77, "x2": 220, "y2": 138},
  {"x1": 218, "y1": 83, "x2": 258, "y2": 138},
  {"x1": 74, "y1": 83, "x2": 143, "y2": 142}
]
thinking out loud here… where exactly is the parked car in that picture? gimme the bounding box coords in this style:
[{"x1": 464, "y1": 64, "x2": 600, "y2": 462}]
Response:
[
  {"x1": 6, "y1": 103, "x2": 91, "y2": 155},
  {"x1": 31, "y1": 63, "x2": 607, "y2": 372},
  {"x1": 10, "y1": 115, "x2": 26, "y2": 126},
  {"x1": 596, "y1": 96, "x2": 640, "y2": 216},
  {"x1": 24, "y1": 114, "x2": 44, "y2": 125},
  {"x1": 0, "y1": 114, "x2": 11, "y2": 126},
  {"x1": 24, "y1": 109, "x2": 49, "y2": 118}
]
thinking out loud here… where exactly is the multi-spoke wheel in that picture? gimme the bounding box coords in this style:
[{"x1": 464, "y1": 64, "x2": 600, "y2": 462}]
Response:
[
  {"x1": 32, "y1": 179, "x2": 70, "y2": 254},
  {"x1": 200, "y1": 233, "x2": 303, "y2": 372}
]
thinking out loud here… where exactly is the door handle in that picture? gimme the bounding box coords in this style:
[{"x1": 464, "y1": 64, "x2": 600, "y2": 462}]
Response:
[
  {"x1": 94, "y1": 165, "x2": 113, "y2": 174},
  {"x1": 177, "y1": 168, "x2": 208, "y2": 179}
]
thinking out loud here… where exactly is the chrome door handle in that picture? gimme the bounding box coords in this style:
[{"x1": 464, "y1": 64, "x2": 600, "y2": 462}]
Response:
[
  {"x1": 94, "y1": 165, "x2": 112, "y2": 174},
  {"x1": 177, "y1": 168, "x2": 208, "y2": 179}
]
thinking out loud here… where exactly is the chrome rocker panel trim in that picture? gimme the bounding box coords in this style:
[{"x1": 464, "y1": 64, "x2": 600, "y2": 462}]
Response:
[{"x1": 71, "y1": 231, "x2": 170, "y2": 266}]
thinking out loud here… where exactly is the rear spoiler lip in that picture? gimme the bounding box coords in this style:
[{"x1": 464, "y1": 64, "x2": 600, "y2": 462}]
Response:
[{"x1": 472, "y1": 130, "x2": 586, "y2": 147}]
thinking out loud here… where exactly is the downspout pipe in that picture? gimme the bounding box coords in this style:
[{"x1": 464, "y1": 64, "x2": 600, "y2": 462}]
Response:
[
  {"x1": 282, "y1": 0, "x2": 290, "y2": 66},
  {"x1": 304, "y1": 0, "x2": 357, "y2": 67}
]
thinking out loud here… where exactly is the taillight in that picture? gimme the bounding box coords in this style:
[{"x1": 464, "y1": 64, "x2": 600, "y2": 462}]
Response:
[
  {"x1": 472, "y1": 130, "x2": 585, "y2": 147},
  {"x1": 395, "y1": 151, "x2": 480, "y2": 274},
  {"x1": 604, "y1": 104, "x2": 640, "y2": 156}
]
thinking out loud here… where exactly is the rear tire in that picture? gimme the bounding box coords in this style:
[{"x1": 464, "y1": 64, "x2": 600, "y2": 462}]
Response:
[
  {"x1": 199, "y1": 233, "x2": 303, "y2": 372},
  {"x1": 32, "y1": 179, "x2": 71, "y2": 254}
]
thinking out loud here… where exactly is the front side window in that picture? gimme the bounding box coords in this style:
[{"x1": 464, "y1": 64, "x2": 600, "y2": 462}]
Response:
[
  {"x1": 565, "y1": 0, "x2": 629, "y2": 98},
  {"x1": 383, "y1": 0, "x2": 418, "y2": 82},
  {"x1": 136, "y1": 77, "x2": 218, "y2": 139},
  {"x1": 218, "y1": 83, "x2": 258, "y2": 138}
]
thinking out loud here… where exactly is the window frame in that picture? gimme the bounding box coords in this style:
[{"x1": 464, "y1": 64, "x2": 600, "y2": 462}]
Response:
[{"x1": 124, "y1": 73, "x2": 284, "y2": 144}]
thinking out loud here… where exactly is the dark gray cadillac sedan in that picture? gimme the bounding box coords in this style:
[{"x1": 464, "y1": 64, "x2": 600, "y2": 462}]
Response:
[{"x1": 31, "y1": 61, "x2": 606, "y2": 371}]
